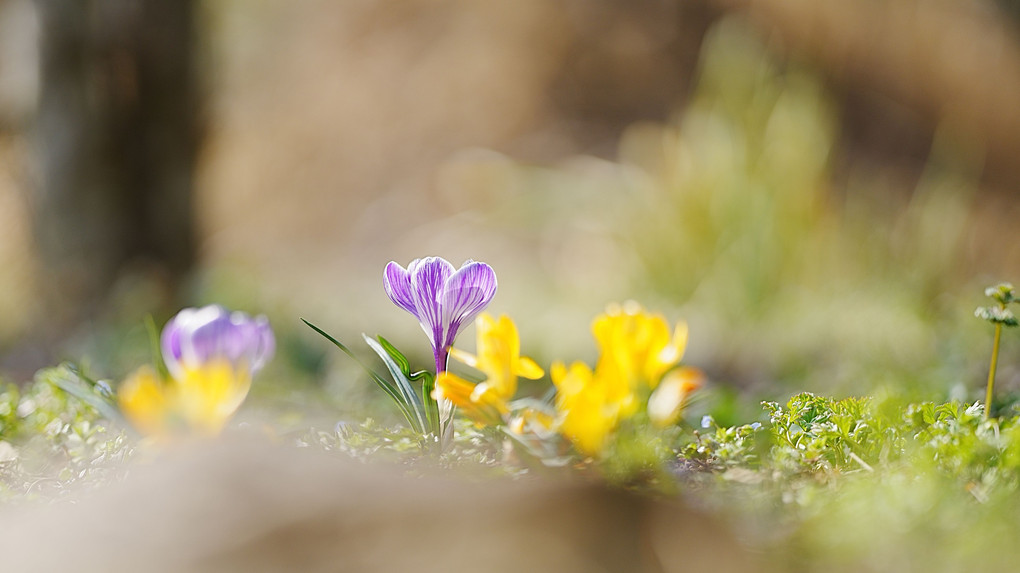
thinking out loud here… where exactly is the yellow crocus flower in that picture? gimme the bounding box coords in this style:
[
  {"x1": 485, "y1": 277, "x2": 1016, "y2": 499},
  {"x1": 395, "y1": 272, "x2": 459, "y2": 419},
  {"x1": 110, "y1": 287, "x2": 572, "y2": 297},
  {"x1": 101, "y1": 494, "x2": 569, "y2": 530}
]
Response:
[
  {"x1": 436, "y1": 313, "x2": 544, "y2": 427},
  {"x1": 592, "y1": 301, "x2": 688, "y2": 389},
  {"x1": 553, "y1": 302, "x2": 698, "y2": 456},
  {"x1": 552, "y1": 361, "x2": 619, "y2": 456}
]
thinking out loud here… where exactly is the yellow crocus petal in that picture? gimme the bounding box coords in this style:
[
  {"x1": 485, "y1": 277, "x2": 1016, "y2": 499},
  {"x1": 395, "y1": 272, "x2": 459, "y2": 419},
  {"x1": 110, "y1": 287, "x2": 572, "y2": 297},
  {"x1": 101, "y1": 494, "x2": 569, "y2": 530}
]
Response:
[
  {"x1": 561, "y1": 387, "x2": 616, "y2": 456},
  {"x1": 435, "y1": 372, "x2": 504, "y2": 427},
  {"x1": 453, "y1": 313, "x2": 544, "y2": 402},
  {"x1": 448, "y1": 346, "x2": 478, "y2": 369},
  {"x1": 551, "y1": 361, "x2": 590, "y2": 401},
  {"x1": 592, "y1": 302, "x2": 688, "y2": 389},
  {"x1": 176, "y1": 360, "x2": 251, "y2": 435},
  {"x1": 434, "y1": 372, "x2": 476, "y2": 408},
  {"x1": 552, "y1": 361, "x2": 619, "y2": 456},
  {"x1": 648, "y1": 367, "x2": 705, "y2": 427},
  {"x1": 517, "y1": 356, "x2": 544, "y2": 380},
  {"x1": 118, "y1": 367, "x2": 172, "y2": 437},
  {"x1": 494, "y1": 314, "x2": 545, "y2": 380}
]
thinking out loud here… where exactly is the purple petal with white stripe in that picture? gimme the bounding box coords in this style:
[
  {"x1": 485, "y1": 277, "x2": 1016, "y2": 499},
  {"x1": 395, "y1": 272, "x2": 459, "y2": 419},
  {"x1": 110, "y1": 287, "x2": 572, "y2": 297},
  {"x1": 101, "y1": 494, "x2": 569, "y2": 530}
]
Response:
[
  {"x1": 161, "y1": 314, "x2": 186, "y2": 372},
  {"x1": 408, "y1": 257, "x2": 455, "y2": 342},
  {"x1": 383, "y1": 261, "x2": 418, "y2": 318},
  {"x1": 383, "y1": 256, "x2": 498, "y2": 374},
  {"x1": 160, "y1": 305, "x2": 275, "y2": 378},
  {"x1": 251, "y1": 316, "x2": 276, "y2": 373},
  {"x1": 440, "y1": 261, "x2": 497, "y2": 346}
]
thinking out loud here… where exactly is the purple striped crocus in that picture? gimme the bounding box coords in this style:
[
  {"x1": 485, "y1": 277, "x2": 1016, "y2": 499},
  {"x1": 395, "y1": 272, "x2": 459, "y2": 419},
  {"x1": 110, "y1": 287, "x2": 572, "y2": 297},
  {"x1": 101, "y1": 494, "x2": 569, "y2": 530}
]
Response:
[
  {"x1": 161, "y1": 305, "x2": 275, "y2": 379},
  {"x1": 384, "y1": 257, "x2": 498, "y2": 374}
]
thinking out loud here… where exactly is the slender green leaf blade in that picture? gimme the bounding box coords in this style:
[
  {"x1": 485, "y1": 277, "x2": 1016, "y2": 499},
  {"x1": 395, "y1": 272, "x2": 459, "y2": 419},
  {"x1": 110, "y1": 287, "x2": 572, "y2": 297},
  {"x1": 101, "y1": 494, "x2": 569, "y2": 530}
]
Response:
[
  {"x1": 302, "y1": 319, "x2": 421, "y2": 432},
  {"x1": 363, "y1": 334, "x2": 427, "y2": 432},
  {"x1": 145, "y1": 314, "x2": 171, "y2": 381},
  {"x1": 46, "y1": 365, "x2": 124, "y2": 424},
  {"x1": 377, "y1": 335, "x2": 433, "y2": 383}
]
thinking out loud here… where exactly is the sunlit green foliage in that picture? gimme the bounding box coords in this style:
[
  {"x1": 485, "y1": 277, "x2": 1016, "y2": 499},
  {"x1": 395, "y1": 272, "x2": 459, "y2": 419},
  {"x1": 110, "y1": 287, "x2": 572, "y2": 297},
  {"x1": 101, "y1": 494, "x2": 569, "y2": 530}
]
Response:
[
  {"x1": 682, "y1": 392, "x2": 1020, "y2": 572},
  {"x1": 0, "y1": 365, "x2": 132, "y2": 502}
]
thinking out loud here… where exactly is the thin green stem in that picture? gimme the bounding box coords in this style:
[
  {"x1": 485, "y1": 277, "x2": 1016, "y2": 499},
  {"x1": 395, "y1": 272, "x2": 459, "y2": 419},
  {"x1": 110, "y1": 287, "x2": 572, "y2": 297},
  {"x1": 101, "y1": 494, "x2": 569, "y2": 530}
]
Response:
[{"x1": 985, "y1": 322, "x2": 1002, "y2": 420}]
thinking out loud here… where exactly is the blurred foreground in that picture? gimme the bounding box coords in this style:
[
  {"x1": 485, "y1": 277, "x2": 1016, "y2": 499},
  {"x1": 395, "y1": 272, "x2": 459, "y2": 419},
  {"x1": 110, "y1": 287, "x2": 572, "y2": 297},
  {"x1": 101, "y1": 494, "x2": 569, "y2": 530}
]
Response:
[{"x1": 0, "y1": 439, "x2": 749, "y2": 573}]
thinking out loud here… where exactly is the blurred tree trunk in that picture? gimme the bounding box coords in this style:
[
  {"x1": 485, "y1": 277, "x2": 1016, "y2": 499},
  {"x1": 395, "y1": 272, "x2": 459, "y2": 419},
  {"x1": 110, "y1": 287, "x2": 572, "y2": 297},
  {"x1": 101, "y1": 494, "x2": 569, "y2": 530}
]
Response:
[{"x1": 33, "y1": 0, "x2": 198, "y2": 331}]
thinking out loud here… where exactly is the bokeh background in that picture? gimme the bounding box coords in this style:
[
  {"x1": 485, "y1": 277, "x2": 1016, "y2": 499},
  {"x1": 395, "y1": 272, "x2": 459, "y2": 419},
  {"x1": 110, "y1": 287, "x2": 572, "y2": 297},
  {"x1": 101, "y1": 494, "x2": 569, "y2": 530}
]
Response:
[{"x1": 1, "y1": 0, "x2": 1020, "y2": 423}]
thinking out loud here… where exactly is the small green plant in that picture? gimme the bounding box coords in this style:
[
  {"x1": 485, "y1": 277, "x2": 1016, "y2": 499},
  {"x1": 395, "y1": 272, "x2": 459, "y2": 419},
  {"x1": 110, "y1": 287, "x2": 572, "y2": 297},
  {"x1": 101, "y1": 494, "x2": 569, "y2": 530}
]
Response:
[
  {"x1": 975, "y1": 283, "x2": 1018, "y2": 419},
  {"x1": 303, "y1": 320, "x2": 443, "y2": 451}
]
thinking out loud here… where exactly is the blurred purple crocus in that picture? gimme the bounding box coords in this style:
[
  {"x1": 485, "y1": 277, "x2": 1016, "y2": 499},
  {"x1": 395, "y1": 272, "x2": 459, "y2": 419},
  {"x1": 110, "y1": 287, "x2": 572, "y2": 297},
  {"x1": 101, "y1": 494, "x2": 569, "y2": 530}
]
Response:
[
  {"x1": 161, "y1": 305, "x2": 275, "y2": 378},
  {"x1": 384, "y1": 257, "x2": 497, "y2": 374}
]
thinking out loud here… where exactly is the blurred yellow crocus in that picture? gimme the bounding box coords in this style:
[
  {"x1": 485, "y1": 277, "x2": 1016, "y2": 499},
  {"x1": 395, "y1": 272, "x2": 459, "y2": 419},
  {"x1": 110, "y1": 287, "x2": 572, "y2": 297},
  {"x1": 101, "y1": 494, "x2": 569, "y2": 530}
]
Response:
[
  {"x1": 435, "y1": 313, "x2": 544, "y2": 427},
  {"x1": 553, "y1": 302, "x2": 698, "y2": 456},
  {"x1": 118, "y1": 361, "x2": 252, "y2": 438},
  {"x1": 552, "y1": 361, "x2": 619, "y2": 456},
  {"x1": 592, "y1": 301, "x2": 688, "y2": 389}
]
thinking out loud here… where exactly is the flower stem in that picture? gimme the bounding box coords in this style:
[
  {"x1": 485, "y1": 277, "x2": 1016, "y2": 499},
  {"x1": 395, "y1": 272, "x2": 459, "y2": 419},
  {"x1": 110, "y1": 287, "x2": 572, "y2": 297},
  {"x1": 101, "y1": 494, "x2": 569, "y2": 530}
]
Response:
[
  {"x1": 433, "y1": 345, "x2": 449, "y2": 375},
  {"x1": 430, "y1": 345, "x2": 452, "y2": 451},
  {"x1": 985, "y1": 322, "x2": 1002, "y2": 420}
]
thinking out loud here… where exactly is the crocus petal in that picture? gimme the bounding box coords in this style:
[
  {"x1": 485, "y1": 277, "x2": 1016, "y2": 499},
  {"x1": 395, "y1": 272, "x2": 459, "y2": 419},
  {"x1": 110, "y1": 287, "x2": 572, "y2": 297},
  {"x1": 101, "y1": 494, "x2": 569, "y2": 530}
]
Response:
[
  {"x1": 160, "y1": 313, "x2": 187, "y2": 378},
  {"x1": 250, "y1": 316, "x2": 276, "y2": 374},
  {"x1": 162, "y1": 305, "x2": 275, "y2": 378},
  {"x1": 176, "y1": 360, "x2": 252, "y2": 435},
  {"x1": 162, "y1": 306, "x2": 229, "y2": 378},
  {"x1": 435, "y1": 372, "x2": 503, "y2": 427},
  {"x1": 383, "y1": 261, "x2": 418, "y2": 318},
  {"x1": 182, "y1": 306, "x2": 241, "y2": 366},
  {"x1": 448, "y1": 347, "x2": 478, "y2": 368},
  {"x1": 648, "y1": 367, "x2": 704, "y2": 427},
  {"x1": 517, "y1": 357, "x2": 545, "y2": 380},
  {"x1": 118, "y1": 366, "x2": 171, "y2": 438},
  {"x1": 439, "y1": 261, "x2": 497, "y2": 344},
  {"x1": 409, "y1": 257, "x2": 456, "y2": 344}
]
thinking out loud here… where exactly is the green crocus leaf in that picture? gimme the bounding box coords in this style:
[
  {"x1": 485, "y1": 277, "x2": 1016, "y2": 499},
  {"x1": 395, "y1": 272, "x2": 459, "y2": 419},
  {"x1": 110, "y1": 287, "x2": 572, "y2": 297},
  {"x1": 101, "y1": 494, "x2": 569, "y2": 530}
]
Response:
[
  {"x1": 363, "y1": 334, "x2": 427, "y2": 434},
  {"x1": 302, "y1": 319, "x2": 422, "y2": 433}
]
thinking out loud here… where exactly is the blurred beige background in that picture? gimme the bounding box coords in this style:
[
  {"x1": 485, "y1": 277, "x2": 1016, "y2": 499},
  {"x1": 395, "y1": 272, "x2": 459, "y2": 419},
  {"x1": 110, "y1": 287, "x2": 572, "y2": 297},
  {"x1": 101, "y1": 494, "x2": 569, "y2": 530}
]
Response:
[{"x1": 1, "y1": 0, "x2": 1019, "y2": 402}]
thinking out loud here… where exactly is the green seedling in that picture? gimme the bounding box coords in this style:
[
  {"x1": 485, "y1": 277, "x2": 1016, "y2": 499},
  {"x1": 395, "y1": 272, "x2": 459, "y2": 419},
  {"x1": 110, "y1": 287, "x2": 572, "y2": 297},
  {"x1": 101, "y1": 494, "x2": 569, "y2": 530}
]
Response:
[{"x1": 975, "y1": 283, "x2": 1018, "y2": 419}]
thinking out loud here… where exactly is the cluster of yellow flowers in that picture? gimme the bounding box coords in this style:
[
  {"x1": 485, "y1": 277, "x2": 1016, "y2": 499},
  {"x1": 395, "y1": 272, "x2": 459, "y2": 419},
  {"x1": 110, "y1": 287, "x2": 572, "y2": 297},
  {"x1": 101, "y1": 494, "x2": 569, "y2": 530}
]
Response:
[
  {"x1": 436, "y1": 302, "x2": 703, "y2": 457},
  {"x1": 435, "y1": 314, "x2": 547, "y2": 431}
]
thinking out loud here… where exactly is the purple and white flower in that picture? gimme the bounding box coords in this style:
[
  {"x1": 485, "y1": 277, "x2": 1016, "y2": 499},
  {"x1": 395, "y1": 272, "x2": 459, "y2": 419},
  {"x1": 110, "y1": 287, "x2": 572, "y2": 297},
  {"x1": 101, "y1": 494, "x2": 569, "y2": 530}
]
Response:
[
  {"x1": 161, "y1": 305, "x2": 275, "y2": 378},
  {"x1": 384, "y1": 257, "x2": 497, "y2": 373}
]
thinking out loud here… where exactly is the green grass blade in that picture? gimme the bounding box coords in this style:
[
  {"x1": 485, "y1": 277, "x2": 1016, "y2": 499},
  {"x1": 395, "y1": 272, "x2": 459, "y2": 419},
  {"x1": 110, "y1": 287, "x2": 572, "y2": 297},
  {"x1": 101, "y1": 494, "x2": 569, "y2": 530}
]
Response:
[
  {"x1": 302, "y1": 319, "x2": 421, "y2": 432},
  {"x1": 144, "y1": 314, "x2": 171, "y2": 381},
  {"x1": 46, "y1": 364, "x2": 125, "y2": 424}
]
